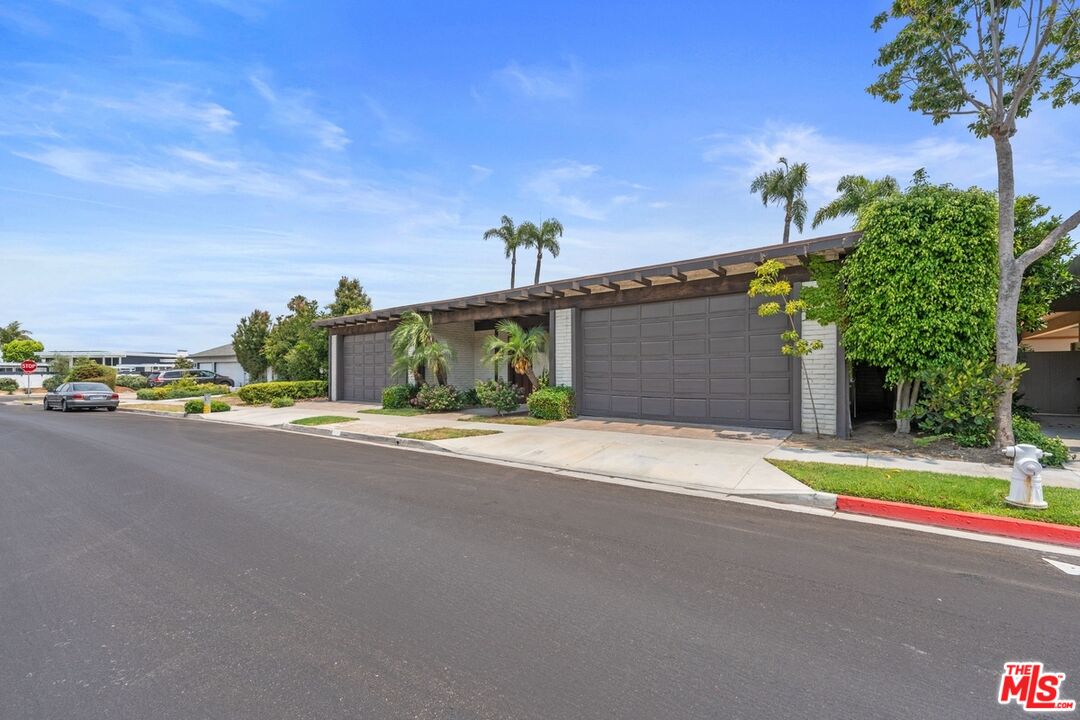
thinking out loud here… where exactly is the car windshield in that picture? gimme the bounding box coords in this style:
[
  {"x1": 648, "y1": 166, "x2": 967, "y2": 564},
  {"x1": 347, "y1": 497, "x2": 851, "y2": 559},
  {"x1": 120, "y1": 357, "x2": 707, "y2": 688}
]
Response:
[{"x1": 72, "y1": 383, "x2": 111, "y2": 391}]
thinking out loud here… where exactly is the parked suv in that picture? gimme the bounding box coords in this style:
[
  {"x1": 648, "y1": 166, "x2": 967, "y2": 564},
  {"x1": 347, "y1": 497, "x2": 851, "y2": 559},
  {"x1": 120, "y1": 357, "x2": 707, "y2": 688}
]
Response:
[{"x1": 148, "y1": 368, "x2": 235, "y2": 387}]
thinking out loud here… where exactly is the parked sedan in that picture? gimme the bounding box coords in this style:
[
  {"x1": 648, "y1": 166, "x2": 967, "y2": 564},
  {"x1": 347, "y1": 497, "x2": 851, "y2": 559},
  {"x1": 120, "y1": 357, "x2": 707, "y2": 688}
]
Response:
[
  {"x1": 148, "y1": 369, "x2": 235, "y2": 387},
  {"x1": 43, "y1": 382, "x2": 120, "y2": 412}
]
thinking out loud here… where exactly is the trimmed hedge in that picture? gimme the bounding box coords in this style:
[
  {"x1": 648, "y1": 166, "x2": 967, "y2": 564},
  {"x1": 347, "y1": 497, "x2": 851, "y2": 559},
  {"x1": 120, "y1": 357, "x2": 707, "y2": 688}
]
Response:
[
  {"x1": 382, "y1": 384, "x2": 416, "y2": 409},
  {"x1": 415, "y1": 384, "x2": 465, "y2": 411},
  {"x1": 475, "y1": 379, "x2": 522, "y2": 415},
  {"x1": 270, "y1": 396, "x2": 295, "y2": 408},
  {"x1": 237, "y1": 380, "x2": 327, "y2": 405},
  {"x1": 116, "y1": 374, "x2": 149, "y2": 389},
  {"x1": 184, "y1": 398, "x2": 231, "y2": 414},
  {"x1": 136, "y1": 383, "x2": 229, "y2": 401},
  {"x1": 0, "y1": 378, "x2": 18, "y2": 393},
  {"x1": 527, "y1": 385, "x2": 576, "y2": 420},
  {"x1": 69, "y1": 362, "x2": 117, "y2": 389}
]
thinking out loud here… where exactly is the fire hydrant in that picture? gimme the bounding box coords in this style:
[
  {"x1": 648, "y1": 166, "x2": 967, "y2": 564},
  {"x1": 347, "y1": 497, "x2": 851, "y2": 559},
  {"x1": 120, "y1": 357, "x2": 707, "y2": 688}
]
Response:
[{"x1": 1001, "y1": 444, "x2": 1048, "y2": 510}]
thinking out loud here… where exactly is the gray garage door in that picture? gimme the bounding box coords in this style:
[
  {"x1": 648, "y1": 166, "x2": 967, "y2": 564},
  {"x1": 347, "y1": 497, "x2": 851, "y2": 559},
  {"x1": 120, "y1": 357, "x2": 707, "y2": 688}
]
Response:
[
  {"x1": 580, "y1": 294, "x2": 793, "y2": 428},
  {"x1": 343, "y1": 332, "x2": 391, "y2": 402},
  {"x1": 1017, "y1": 351, "x2": 1080, "y2": 415}
]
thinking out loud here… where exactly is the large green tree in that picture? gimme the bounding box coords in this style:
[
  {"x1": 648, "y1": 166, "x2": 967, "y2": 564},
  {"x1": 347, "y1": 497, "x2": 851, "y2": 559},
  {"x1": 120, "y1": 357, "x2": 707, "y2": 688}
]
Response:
[
  {"x1": 1, "y1": 338, "x2": 44, "y2": 363},
  {"x1": 838, "y1": 182, "x2": 999, "y2": 433},
  {"x1": 0, "y1": 321, "x2": 31, "y2": 346},
  {"x1": 484, "y1": 215, "x2": 526, "y2": 288},
  {"x1": 749, "y1": 157, "x2": 809, "y2": 244},
  {"x1": 232, "y1": 309, "x2": 272, "y2": 382},
  {"x1": 812, "y1": 174, "x2": 900, "y2": 228},
  {"x1": 1015, "y1": 195, "x2": 1077, "y2": 334},
  {"x1": 868, "y1": 0, "x2": 1080, "y2": 445},
  {"x1": 327, "y1": 276, "x2": 372, "y2": 317},
  {"x1": 519, "y1": 217, "x2": 564, "y2": 285},
  {"x1": 264, "y1": 296, "x2": 328, "y2": 381}
]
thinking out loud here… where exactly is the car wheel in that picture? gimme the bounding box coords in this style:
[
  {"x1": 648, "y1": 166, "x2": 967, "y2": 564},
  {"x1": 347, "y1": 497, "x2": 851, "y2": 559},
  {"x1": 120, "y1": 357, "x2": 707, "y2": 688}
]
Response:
[
  {"x1": 61, "y1": 400, "x2": 69, "y2": 413},
  {"x1": 107, "y1": 407, "x2": 116, "y2": 412},
  {"x1": 43, "y1": 399, "x2": 50, "y2": 411}
]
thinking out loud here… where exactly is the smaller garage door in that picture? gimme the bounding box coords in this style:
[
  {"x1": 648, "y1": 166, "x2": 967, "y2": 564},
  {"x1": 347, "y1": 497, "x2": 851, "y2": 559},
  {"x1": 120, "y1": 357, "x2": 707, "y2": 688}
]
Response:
[{"x1": 343, "y1": 332, "x2": 391, "y2": 402}]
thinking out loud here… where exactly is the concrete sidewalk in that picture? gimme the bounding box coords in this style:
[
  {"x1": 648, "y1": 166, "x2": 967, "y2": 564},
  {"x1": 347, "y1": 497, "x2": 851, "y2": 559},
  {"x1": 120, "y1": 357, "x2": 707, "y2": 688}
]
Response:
[
  {"x1": 132, "y1": 401, "x2": 825, "y2": 505},
  {"x1": 767, "y1": 445, "x2": 1080, "y2": 490}
]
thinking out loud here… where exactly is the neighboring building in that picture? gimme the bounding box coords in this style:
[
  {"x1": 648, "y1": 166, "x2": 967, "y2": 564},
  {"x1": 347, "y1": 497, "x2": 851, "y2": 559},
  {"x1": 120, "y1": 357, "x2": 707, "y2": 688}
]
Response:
[
  {"x1": 1017, "y1": 284, "x2": 1080, "y2": 415},
  {"x1": 189, "y1": 343, "x2": 253, "y2": 386},
  {"x1": 317, "y1": 233, "x2": 858, "y2": 436},
  {"x1": 0, "y1": 350, "x2": 179, "y2": 389}
]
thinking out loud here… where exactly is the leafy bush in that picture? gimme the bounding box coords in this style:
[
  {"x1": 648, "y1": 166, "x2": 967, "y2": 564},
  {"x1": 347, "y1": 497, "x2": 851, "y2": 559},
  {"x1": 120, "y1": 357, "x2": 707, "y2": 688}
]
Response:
[
  {"x1": 1012, "y1": 416, "x2": 1070, "y2": 468},
  {"x1": 136, "y1": 383, "x2": 229, "y2": 401},
  {"x1": 460, "y1": 387, "x2": 480, "y2": 407},
  {"x1": 536, "y1": 369, "x2": 550, "y2": 389},
  {"x1": 0, "y1": 377, "x2": 18, "y2": 393},
  {"x1": 236, "y1": 380, "x2": 327, "y2": 405},
  {"x1": 68, "y1": 362, "x2": 117, "y2": 390},
  {"x1": 116, "y1": 374, "x2": 148, "y2": 389},
  {"x1": 527, "y1": 385, "x2": 576, "y2": 420},
  {"x1": 42, "y1": 375, "x2": 64, "y2": 392},
  {"x1": 415, "y1": 384, "x2": 464, "y2": 411},
  {"x1": 913, "y1": 359, "x2": 1022, "y2": 447},
  {"x1": 381, "y1": 384, "x2": 417, "y2": 409},
  {"x1": 475, "y1": 379, "x2": 522, "y2": 415},
  {"x1": 183, "y1": 398, "x2": 231, "y2": 414},
  {"x1": 270, "y1": 396, "x2": 295, "y2": 408}
]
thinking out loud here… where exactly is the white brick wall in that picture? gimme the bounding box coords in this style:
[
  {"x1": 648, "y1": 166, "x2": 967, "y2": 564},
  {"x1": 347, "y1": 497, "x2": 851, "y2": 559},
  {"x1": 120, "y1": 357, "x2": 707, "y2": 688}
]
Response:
[
  {"x1": 554, "y1": 308, "x2": 573, "y2": 388},
  {"x1": 799, "y1": 291, "x2": 838, "y2": 435},
  {"x1": 434, "y1": 321, "x2": 476, "y2": 389}
]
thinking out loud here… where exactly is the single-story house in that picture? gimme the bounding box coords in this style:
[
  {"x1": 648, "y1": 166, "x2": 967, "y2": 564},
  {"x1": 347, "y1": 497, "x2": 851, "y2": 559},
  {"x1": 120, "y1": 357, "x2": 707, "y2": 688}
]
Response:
[
  {"x1": 316, "y1": 232, "x2": 859, "y2": 436},
  {"x1": 189, "y1": 343, "x2": 253, "y2": 386}
]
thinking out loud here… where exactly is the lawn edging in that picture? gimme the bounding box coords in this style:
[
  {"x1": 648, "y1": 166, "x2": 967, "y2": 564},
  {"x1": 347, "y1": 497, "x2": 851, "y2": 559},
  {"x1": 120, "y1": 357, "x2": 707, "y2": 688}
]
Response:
[
  {"x1": 836, "y1": 495, "x2": 1080, "y2": 548},
  {"x1": 282, "y1": 421, "x2": 443, "y2": 451}
]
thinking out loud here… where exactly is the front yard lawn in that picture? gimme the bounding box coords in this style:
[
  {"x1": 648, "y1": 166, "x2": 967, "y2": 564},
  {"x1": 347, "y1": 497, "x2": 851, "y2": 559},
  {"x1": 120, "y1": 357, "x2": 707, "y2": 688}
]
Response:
[
  {"x1": 360, "y1": 407, "x2": 429, "y2": 416},
  {"x1": 460, "y1": 415, "x2": 551, "y2": 426},
  {"x1": 292, "y1": 415, "x2": 355, "y2": 426},
  {"x1": 398, "y1": 428, "x2": 501, "y2": 441},
  {"x1": 772, "y1": 460, "x2": 1080, "y2": 527}
]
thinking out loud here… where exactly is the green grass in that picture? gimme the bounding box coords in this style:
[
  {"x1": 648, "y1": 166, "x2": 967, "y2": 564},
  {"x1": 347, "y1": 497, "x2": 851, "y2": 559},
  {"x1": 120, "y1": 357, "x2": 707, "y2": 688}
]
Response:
[
  {"x1": 360, "y1": 407, "x2": 428, "y2": 416},
  {"x1": 772, "y1": 460, "x2": 1080, "y2": 527},
  {"x1": 459, "y1": 415, "x2": 551, "y2": 426},
  {"x1": 398, "y1": 427, "x2": 501, "y2": 441},
  {"x1": 291, "y1": 415, "x2": 356, "y2": 426}
]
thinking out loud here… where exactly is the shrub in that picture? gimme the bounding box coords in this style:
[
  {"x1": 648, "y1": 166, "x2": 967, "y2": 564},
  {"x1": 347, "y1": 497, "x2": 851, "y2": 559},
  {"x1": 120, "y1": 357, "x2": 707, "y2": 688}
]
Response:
[
  {"x1": 460, "y1": 387, "x2": 480, "y2": 407},
  {"x1": 913, "y1": 359, "x2": 1021, "y2": 447},
  {"x1": 475, "y1": 379, "x2": 522, "y2": 415},
  {"x1": 270, "y1": 396, "x2": 295, "y2": 408},
  {"x1": 42, "y1": 375, "x2": 64, "y2": 392},
  {"x1": 68, "y1": 362, "x2": 117, "y2": 390},
  {"x1": 135, "y1": 383, "x2": 228, "y2": 401},
  {"x1": 183, "y1": 398, "x2": 231, "y2": 414},
  {"x1": 116, "y1": 374, "x2": 148, "y2": 389},
  {"x1": 1012, "y1": 416, "x2": 1070, "y2": 468},
  {"x1": 0, "y1": 377, "x2": 18, "y2": 393},
  {"x1": 381, "y1": 384, "x2": 416, "y2": 409},
  {"x1": 236, "y1": 380, "x2": 327, "y2": 405},
  {"x1": 415, "y1": 384, "x2": 464, "y2": 411},
  {"x1": 527, "y1": 385, "x2": 576, "y2": 420}
]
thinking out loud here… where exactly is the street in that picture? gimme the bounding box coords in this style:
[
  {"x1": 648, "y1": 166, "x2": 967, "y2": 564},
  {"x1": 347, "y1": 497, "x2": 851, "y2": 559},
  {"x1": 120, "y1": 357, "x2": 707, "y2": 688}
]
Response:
[{"x1": 1, "y1": 404, "x2": 1077, "y2": 719}]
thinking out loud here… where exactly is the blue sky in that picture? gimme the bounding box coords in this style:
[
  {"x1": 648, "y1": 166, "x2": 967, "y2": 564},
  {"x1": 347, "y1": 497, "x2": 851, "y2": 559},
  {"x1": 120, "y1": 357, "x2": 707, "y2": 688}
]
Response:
[{"x1": 2, "y1": 1, "x2": 1078, "y2": 352}]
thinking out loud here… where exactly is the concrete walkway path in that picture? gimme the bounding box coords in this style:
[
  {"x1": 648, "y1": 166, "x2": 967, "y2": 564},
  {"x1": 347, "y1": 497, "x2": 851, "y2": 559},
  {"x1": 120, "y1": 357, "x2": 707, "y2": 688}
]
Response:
[{"x1": 766, "y1": 445, "x2": 1080, "y2": 490}]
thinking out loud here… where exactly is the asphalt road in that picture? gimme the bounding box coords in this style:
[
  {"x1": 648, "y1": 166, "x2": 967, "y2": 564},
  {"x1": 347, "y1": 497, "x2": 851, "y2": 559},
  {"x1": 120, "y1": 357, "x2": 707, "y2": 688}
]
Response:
[{"x1": 1, "y1": 404, "x2": 1077, "y2": 719}]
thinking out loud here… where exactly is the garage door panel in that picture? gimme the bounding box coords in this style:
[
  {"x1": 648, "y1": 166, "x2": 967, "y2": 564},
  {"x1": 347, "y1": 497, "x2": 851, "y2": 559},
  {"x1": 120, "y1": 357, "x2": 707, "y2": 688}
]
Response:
[
  {"x1": 342, "y1": 331, "x2": 390, "y2": 402},
  {"x1": 750, "y1": 312, "x2": 789, "y2": 331},
  {"x1": 579, "y1": 293, "x2": 793, "y2": 428}
]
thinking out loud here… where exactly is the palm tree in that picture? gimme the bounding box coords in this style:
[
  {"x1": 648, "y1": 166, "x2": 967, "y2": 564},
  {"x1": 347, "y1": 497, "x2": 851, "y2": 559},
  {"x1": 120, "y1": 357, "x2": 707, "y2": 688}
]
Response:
[
  {"x1": 519, "y1": 217, "x2": 563, "y2": 285},
  {"x1": 812, "y1": 174, "x2": 900, "y2": 228},
  {"x1": 483, "y1": 215, "x2": 525, "y2": 288},
  {"x1": 390, "y1": 311, "x2": 453, "y2": 385},
  {"x1": 749, "y1": 157, "x2": 809, "y2": 244},
  {"x1": 0, "y1": 321, "x2": 31, "y2": 346},
  {"x1": 483, "y1": 319, "x2": 548, "y2": 388}
]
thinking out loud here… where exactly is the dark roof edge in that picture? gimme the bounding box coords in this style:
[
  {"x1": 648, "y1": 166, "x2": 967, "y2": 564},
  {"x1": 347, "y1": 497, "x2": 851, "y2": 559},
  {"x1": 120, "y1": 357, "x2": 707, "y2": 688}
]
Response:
[{"x1": 315, "y1": 231, "x2": 860, "y2": 328}]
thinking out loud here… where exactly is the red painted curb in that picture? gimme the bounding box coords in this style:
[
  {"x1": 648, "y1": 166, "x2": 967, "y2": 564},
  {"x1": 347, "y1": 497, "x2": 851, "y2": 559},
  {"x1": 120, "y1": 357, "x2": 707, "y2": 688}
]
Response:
[{"x1": 836, "y1": 496, "x2": 1080, "y2": 548}]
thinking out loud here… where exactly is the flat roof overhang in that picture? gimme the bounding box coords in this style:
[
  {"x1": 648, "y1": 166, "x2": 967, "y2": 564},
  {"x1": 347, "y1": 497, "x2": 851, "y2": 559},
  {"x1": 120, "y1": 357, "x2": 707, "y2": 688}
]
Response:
[{"x1": 316, "y1": 231, "x2": 859, "y2": 332}]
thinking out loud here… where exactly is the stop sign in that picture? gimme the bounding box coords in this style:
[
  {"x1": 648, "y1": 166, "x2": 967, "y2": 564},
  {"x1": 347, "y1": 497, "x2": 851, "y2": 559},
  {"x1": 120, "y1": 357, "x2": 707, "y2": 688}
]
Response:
[{"x1": 21, "y1": 359, "x2": 37, "y2": 373}]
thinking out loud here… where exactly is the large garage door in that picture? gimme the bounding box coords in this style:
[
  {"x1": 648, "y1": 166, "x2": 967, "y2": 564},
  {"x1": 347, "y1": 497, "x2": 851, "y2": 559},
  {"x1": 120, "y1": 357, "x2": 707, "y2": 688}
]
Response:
[
  {"x1": 580, "y1": 295, "x2": 793, "y2": 428},
  {"x1": 343, "y1": 332, "x2": 391, "y2": 402}
]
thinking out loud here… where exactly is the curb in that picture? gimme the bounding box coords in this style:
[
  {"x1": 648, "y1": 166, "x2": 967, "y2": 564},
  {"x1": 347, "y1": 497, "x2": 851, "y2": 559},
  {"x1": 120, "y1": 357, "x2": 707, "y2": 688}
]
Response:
[
  {"x1": 836, "y1": 495, "x2": 1080, "y2": 548},
  {"x1": 739, "y1": 491, "x2": 838, "y2": 510},
  {"x1": 282, "y1": 422, "x2": 444, "y2": 452},
  {"x1": 117, "y1": 407, "x2": 189, "y2": 418}
]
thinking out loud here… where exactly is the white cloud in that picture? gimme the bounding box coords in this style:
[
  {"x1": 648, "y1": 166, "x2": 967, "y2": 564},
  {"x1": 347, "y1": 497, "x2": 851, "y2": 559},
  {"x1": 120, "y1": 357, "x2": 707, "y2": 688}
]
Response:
[
  {"x1": 522, "y1": 160, "x2": 649, "y2": 221},
  {"x1": 250, "y1": 75, "x2": 350, "y2": 150},
  {"x1": 492, "y1": 59, "x2": 583, "y2": 100},
  {"x1": 469, "y1": 164, "x2": 493, "y2": 182}
]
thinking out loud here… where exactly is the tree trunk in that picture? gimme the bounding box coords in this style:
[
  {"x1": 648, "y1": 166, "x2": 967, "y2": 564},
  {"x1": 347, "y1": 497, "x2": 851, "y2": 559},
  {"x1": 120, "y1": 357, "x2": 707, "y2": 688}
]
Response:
[
  {"x1": 993, "y1": 132, "x2": 1019, "y2": 447},
  {"x1": 534, "y1": 246, "x2": 542, "y2": 285},
  {"x1": 782, "y1": 213, "x2": 791, "y2": 245},
  {"x1": 524, "y1": 365, "x2": 538, "y2": 390},
  {"x1": 893, "y1": 378, "x2": 921, "y2": 434},
  {"x1": 510, "y1": 248, "x2": 516, "y2": 289}
]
